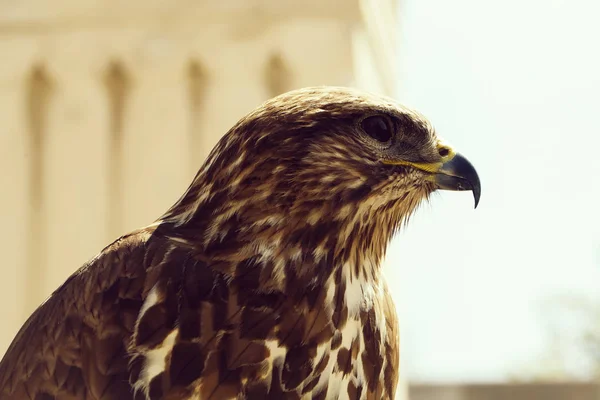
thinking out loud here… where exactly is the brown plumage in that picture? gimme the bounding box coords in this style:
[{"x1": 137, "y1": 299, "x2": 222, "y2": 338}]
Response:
[{"x1": 0, "y1": 86, "x2": 480, "y2": 400}]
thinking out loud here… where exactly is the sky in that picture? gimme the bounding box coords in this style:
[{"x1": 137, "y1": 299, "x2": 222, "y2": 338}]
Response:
[{"x1": 384, "y1": 0, "x2": 600, "y2": 383}]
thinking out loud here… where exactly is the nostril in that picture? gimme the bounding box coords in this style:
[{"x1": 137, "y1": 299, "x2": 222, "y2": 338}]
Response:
[{"x1": 438, "y1": 147, "x2": 450, "y2": 157}]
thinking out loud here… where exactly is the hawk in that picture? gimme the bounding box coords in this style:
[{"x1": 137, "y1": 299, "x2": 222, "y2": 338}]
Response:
[{"x1": 0, "y1": 87, "x2": 480, "y2": 399}]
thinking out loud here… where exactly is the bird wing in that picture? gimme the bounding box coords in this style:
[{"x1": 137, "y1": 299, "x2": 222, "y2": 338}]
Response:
[
  {"x1": 0, "y1": 228, "x2": 154, "y2": 400},
  {"x1": 0, "y1": 226, "x2": 284, "y2": 400}
]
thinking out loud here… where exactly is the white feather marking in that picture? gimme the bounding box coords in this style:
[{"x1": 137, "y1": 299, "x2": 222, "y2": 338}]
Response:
[
  {"x1": 373, "y1": 280, "x2": 389, "y2": 340},
  {"x1": 312, "y1": 318, "x2": 362, "y2": 400},
  {"x1": 264, "y1": 340, "x2": 287, "y2": 391},
  {"x1": 133, "y1": 329, "x2": 179, "y2": 397},
  {"x1": 167, "y1": 235, "x2": 194, "y2": 247},
  {"x1": 138, "y1": 285, "x2": 159, "y2": 320},
  {"x1": 144, "y1": 329, "x2": 178, "y2": 381},
  {"x1": 265, "y1": 339, "x2": 287, "y2": 363},
  {"x1": 344, "y1": 268, "x2": 375, "y2": 318},
  {"x1": 326, "y1": 374, "x2": 343, "y2": 400}
]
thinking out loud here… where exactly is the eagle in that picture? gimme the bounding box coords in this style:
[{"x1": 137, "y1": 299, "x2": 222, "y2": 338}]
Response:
[{"x1": 0, "y1": 87, "x2": 480, "y2": 400}]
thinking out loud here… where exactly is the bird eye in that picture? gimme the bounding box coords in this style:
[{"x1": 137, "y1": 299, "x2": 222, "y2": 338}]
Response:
[{"x1": 361, "y1": 115, "x2": 392, "y2": 143}]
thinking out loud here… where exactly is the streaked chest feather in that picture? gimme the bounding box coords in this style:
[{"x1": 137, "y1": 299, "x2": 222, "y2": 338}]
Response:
[{"x1": 130, "y1": 267, "x2": 396, "y2": 399}]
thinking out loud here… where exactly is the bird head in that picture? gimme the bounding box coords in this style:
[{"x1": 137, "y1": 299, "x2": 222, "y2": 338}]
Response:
[{"x1": 162, "y1": 87, "x2": 480, "y2": 278}]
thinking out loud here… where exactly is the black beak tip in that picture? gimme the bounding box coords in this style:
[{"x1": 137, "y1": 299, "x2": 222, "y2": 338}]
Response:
[
  {"x1": 454, "y1": 152, "x2": 481, "y2": 209},
  {"x1": 467, "y1": 164, "x2": 481, "y2": 209},
  {"x1": 473, "y1": 184, "x2": 481, "y2": 209}
]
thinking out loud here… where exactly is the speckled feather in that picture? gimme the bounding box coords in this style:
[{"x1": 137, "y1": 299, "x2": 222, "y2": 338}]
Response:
[{"x1": 0, "y1": 87, "x2": 440, "y2": 400}]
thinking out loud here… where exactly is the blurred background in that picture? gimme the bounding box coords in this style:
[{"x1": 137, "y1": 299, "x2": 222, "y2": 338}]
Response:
[{"x1": 0, "y1": 0, "x2": 599, "y2": 399}]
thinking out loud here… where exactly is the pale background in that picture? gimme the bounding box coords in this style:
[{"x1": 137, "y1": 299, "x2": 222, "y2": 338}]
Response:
[
  {"x1": 1, "y1": 0, "x2": 600, "y2": 399},
  {"x1": 386, "y1": 0, "x2": 600, "y2": 385}
]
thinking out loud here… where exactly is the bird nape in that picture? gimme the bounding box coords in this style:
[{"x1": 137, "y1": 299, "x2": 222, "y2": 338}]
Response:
[{"x1": 0, "y1": 86, "x2": 480, "y2": 400}]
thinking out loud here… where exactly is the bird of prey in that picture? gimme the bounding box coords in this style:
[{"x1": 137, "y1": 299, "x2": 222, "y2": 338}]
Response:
[{"x1": 0, "y1": 87, "x2": 480, "y2": 400}]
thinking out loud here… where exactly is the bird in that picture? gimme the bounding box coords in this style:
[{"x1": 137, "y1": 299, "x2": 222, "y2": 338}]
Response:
[{"x1": 0, "y1": 86, "x2": 480, "y2": 400}]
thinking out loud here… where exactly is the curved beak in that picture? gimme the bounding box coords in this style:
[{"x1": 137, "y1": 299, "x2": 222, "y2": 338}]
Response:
[
  {"x1": 434, "y1": 153, "x2": 481, "y2": 208},
  {"x1": 383, "y1": 147, "x2": 481, "y2": 208}
]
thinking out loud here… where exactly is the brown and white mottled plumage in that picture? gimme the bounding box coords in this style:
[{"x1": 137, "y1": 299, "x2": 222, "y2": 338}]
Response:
[{"x1": 0, "y1": 87, "x2": 480, "y2": 400}]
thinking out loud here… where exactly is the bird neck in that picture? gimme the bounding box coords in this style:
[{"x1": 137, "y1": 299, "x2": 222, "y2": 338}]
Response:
[
  {"x1": 160, "y1": 198, "x2": 406, "y2": 293},
  {"x1": 159, "y1": 166, "x2": 429, "y2": 296}
]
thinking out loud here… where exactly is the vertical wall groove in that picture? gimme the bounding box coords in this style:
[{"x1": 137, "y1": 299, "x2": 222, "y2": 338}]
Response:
[
  {"x1": 187, "y1": 60, "x2": 208, "y2": 173},
  {"x1": 264, "y1": 53, "x2": 292, "y2": 98},
  {"x1": 25, "y1": 64, "x2": 52, "y2": 314},
  {"x1": 103, "y1": 61, "x2": 130, "y2": 238}
]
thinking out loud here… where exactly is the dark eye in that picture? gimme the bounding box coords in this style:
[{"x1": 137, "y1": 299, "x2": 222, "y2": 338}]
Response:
[{"x1": 361, "y1": 115, "x2": 392, "y2": 142}]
